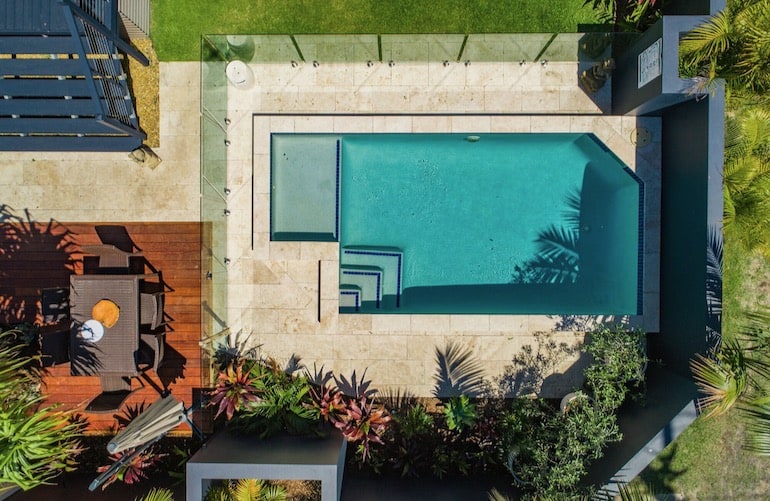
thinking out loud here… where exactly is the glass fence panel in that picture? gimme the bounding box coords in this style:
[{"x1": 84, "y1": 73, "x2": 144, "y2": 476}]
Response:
[
  {"x1": 293, "y1": 34, "x2": 379, "y2": 62},
  {"x1": 200, "y1": 36, "x2": 230, "y2": 381},
  {"x1": 462, "y1": 33, "x2": 559, "y2": 63},
  {"x1": 380, "y1": 34, "x2": 466, "y2": 62}
]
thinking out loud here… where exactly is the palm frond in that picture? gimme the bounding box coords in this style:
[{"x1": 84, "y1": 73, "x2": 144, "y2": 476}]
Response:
[
  {"x1": 743, "y1": 404, "x2": 770, "y2": 455},
  {"x1": 231, "y1": 478, "x2": 263, "y2": 501},
  {"x1": 433, "y1": 341, "x2": 486, "y2": 398},
  {"x1": 135, "y1": 488, "x2": 174, "y2": 501},
  {"x1": 617, "y1": 481, "x2": 658, "y2": 500},
  {"x1": 690, "y1": 350, "x2": 747, "y2": 417},
  {"x1": 739, "y1": 108, "x2": 770, "y2": 156},
  {"x1": 679, "y1": 10, "x2": 732, "y2": 60}
]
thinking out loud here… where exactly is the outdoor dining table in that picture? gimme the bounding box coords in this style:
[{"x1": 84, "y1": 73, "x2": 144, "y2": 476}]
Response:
[{"x1": 70, "y1": 274, "x2": 141, "y2": 376}]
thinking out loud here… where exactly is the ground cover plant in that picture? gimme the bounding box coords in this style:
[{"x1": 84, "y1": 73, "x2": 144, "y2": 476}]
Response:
[
  {"x1": 357, "y1": 332, "x2": 647, "y2": 498},
  {"x1": 0, "y1": 328, "x2": 86, "y2": 495},
  {"x1": 151, "y1": 0, "x2": 600, "y2": 61}
]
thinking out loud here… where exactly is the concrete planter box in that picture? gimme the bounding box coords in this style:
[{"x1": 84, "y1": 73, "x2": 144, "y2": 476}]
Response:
[{"x1": 187, "y1": 429, "x2": 347, "y2": 500}]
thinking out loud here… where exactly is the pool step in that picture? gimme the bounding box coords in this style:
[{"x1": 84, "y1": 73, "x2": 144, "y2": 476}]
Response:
[
  {"x1": 340, "y1": 246, "x2": 403, "y2": 307},
  {"x1": 339, "y1": 285, "x2": 362, "y2": 311},
  {"x1": 340, "y1": 265, "x2": 383, "y2": 309}
]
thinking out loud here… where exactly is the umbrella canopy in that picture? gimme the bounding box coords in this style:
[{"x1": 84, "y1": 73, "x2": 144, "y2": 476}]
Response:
[{"x1": 107, "y1": 395, "x2": 187, "y2": 454}]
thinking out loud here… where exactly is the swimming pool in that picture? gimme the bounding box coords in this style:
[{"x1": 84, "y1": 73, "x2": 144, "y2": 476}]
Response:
[{"x1": 270, "y1": 133, "x2": 643, "y2": 315}]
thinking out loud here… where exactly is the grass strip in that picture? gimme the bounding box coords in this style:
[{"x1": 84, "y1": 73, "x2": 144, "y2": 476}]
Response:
[{"x1": 151, "y1": 0, "x2": 599, "y2": 61}]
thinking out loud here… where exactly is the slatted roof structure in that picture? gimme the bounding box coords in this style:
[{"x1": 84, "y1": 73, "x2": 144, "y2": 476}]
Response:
[{"x1": 0, "y1": 0, "x2": 148, "y2": 151}]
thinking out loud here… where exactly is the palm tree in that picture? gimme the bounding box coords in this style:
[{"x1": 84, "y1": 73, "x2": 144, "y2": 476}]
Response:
[
  {"x1": 690, "y1": 308, "x2": 770, "y2": 453},
  {"x1": 721, "y1": 107, "x2": 770, "y2": 255},
  {"x1": 679, "y1": 0, "x2": 770, "y2": 97}
]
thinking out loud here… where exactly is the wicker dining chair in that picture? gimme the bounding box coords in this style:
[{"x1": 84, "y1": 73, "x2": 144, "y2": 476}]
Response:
[
  {"x1": 140, "y1": 291, "x2": 166, "y2": 330},
  {"x1": 81, "y1": 244, "x2": 143, "y2": 269}
]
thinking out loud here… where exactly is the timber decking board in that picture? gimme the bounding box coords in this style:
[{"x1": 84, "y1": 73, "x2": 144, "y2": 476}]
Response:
[{"x1": 0, "y1": 221, "x2": 203, "y2": 434}]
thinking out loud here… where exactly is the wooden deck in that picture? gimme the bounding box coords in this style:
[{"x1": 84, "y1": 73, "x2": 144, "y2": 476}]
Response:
[{"x1": 0, "y1": 219, "x2": 204, "y2": 434}]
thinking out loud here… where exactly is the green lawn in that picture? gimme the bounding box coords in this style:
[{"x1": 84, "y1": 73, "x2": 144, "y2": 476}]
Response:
[{"x1": 151, "y1": 0, "x2": 600, "y2": 61}]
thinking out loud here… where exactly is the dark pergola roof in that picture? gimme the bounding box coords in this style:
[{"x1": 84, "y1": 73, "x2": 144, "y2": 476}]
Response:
[{"x1": 0, "y1": 0, "x2": 148, "y2": 151}]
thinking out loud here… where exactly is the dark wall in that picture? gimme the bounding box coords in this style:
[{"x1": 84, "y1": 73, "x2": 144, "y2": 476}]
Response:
[
  {"x1": 611, "y1": 20, "x2": 663, "y2": 115},
  {"x1": 654, "y1": 97, "x2": 711, "y2": 377},
  {"x1": 663, "y1": 0, "x2": 719, "y2": 15}
]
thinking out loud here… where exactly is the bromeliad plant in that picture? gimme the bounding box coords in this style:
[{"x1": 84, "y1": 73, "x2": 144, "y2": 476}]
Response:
[
  {"x1": 96, "y1": 447, "x2": 167, "y2": 490},
  {"x1": 209, "y1": 359, "x2": 262, "y2": 421},
  {"x1": 206, "y1": 351, "x2": 391, "y2": 463},
  {"x1": 307, "y1": 366, "x2": 391, "y2": 462}
]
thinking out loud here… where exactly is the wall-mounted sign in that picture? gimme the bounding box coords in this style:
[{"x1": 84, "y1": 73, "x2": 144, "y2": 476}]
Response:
[{"x1": 638, "y1": 38, "x2": 662, "y2": 88}]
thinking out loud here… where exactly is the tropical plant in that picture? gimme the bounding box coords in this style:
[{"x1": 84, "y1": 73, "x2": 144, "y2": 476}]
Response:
[
  {"x1": 208, "y1": 359, "x2": 262, "y2": 420},
  {"x1": 136, "y1": 487, "x2": 174, "y2": 501},
  {"x1": 583, "y1": 325, "x2": 648, "y2": 412},
  {"x1": 680, "y1": 1, "x2": 770, "y2": 96},
  {"x1": 231, "y1": 361, "x2": 318, "y2": 438},
  {"x1": 690, "y1": 307, "x2": 770, "y2": 454},
  {"x1": 502, "y1": 395, "x2": 621, "y2": 497},
  {"x1": 583, "y1": 0, "x2": 662, "y2": 32},
  {"x1": 96, "y1": 446, "x2": 167, "y2": 490},
  {"x1": 204, "y1": 478, "x2": 288, "y2": 501},
  {"x1": 0, "y1": 329, "x2": 85, "y2": 494},
  {"x1": 333, "y1": 395, "x2": 391, "y2": 462},
  {"x1": 307, "y1": 366, "x2": 391, "y2": 462},
  {"x1": 722, "y1": 107, "x2": 770, "y2": 255},
  {"x1": 442, "y1": 395, "x2": 478, "y2": 433}
]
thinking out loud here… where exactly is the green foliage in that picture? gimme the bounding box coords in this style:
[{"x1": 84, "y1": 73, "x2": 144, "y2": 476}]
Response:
[
  {"x1": 680, "y1": 1, "x2": 770, "y2": 96},
  {"x1": 203, "y1": 479, "x2": 288, "y2": 501},
  {"x1": 136, "y1": 487, "x2": 174, "y2": 501},
  {"x1": 0, "y1": 329, "x2": 86, "y2": 494},
  {"x1": 229, "y1": 361, "x2": 319, "y2": 439},
  {"x1": 583, "y1": 0, "x2": 662, "y2": 32},
  {"x1": 583, "y1": 325, "x2": 647, "y2": 412},
  {"x1": 721, "y1": 107, "x2": 770, "y2": 255},
  {"x1": 443, "y1": 395, "x2": 478, "y2": 432},
  {"x1": 502, "y1": 397, "x2": 621, "y2": 497}
]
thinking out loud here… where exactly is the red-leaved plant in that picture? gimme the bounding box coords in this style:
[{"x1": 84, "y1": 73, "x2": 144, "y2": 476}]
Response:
[
  {"x1": 96, "y1": 447, "x2": 167, "y2": 490},
  {"x1": 208, "y1": 359, "x2": 262, "y2": 420},
  {"x1": 307, "y1": 365, "x2": 391, "y2": 462}
]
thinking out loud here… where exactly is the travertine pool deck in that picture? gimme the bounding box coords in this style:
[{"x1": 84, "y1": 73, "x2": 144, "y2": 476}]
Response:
[
  {"x1": 0, "y1": 54, "x2": 661, "y2": 399},
  {"x1": 216, "y1": 58, "x2": 661, "y2": 397}
]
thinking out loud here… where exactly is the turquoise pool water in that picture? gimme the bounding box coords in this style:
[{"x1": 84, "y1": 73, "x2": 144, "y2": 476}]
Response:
[{"x1": 271, "y1": 133, "x2": 642, "y2": 315}]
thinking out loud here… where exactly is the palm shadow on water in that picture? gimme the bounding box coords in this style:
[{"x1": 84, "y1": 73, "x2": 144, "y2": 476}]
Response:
[
  {"x1": 510, "y1": 187, "x2": 582, "y2": 287},
  {"x1": 0, "y1": 205, "x2": 78, "y2": 326}
]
